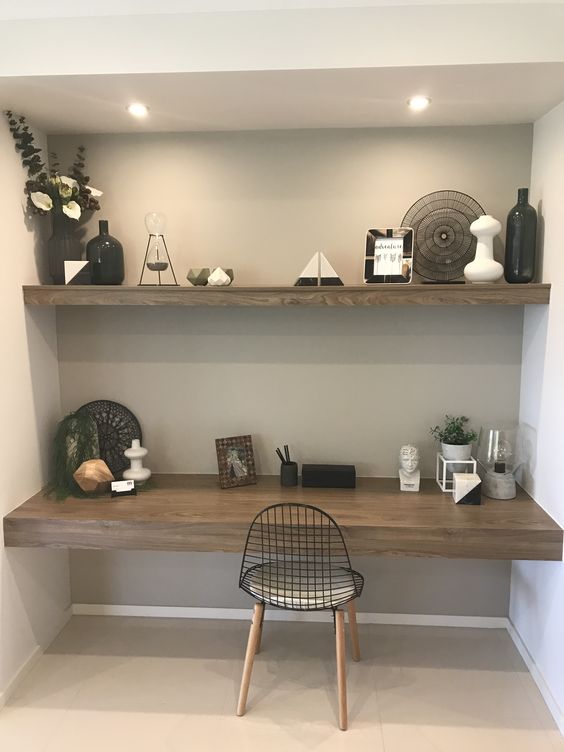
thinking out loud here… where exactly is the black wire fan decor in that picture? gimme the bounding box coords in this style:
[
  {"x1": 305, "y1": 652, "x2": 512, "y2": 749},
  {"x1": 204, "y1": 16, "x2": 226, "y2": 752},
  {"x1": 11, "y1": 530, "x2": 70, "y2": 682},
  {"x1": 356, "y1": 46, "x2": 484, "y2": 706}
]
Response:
[
  {"x1": 78, "y1": 400, "x2": 142, "y2": 478},
  {"x1": 402, "y1": 190, "x2": 485, "y2": 281}
]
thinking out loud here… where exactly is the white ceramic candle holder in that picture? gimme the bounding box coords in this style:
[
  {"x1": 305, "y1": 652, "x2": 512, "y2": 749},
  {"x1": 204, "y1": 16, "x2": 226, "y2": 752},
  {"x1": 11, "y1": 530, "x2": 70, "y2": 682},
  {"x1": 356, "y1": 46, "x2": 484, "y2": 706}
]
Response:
[{"x1": 123, "y1": 439, "x2": 151, "y2": 485}]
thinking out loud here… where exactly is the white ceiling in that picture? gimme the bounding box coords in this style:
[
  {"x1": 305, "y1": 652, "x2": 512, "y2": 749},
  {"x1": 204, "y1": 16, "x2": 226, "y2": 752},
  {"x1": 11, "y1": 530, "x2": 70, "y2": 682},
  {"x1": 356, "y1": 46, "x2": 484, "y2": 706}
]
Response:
[
  {"x1": 1, "y1": 63, "x2": 563, "y2": 134},
  {"x1": 1, "y1": 0, "x2": 562, "y2": 19}
]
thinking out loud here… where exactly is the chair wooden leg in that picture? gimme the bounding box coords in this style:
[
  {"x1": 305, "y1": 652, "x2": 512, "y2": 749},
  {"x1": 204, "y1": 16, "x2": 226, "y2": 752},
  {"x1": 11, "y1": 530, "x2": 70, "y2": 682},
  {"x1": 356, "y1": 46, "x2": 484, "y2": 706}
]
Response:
[
  {"x1": 255, "y1": 611, "x2": 264, "y2": 654},
  {"x1": 335, "y1": 608, "x2": 348, "y2": 731},
  {"x1": 237, "y1": 603, "x2": 264, "y2": 716},
  {"x1": 346, "y1": 600, "x2": 361, "y2": 662}
]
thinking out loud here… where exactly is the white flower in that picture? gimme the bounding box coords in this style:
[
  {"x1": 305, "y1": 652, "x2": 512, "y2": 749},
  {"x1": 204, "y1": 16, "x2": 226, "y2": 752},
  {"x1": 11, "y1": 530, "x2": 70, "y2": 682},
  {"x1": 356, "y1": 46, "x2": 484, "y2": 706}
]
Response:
[
  {"x1": 59, "y1": 183, "x2": 73, "y2": 199},
  {"x1": 86, "y1": 185, "x2": 103, "y2": 197},
  {"x1": 30, "y1": 191, "x2": 53, "y2": 211},
  {"x1": 60, "y1": 175, "x2": 78, "y2": 190},
  {"x1": 62, "y1": 201, "x2": 81, "y2": 220}
]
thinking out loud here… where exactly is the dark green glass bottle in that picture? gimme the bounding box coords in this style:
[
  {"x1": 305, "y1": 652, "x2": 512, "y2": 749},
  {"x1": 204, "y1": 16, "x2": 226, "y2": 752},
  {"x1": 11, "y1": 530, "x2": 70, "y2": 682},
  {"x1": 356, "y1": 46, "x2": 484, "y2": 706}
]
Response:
[
  {"x1": 504, "y1": 188, "x2": 537, "y2": 283},
  {"x1": 86, "y1": 220, "x2": 125, "y2": 285}
]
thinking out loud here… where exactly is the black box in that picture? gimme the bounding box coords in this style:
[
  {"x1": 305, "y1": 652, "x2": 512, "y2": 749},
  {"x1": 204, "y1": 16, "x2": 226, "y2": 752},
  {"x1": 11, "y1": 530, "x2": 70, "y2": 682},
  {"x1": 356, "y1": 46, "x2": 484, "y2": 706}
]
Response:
[{"x1": 301, "y1": 464, "x2": 356, "y2": 489}]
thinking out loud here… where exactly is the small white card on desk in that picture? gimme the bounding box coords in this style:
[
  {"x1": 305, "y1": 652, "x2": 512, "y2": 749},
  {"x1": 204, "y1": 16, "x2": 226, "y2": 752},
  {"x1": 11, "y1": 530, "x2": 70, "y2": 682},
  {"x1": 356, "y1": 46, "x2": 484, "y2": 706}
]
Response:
[{"x1": 111, "y1": 480, "x2": 136, "y2": 498}]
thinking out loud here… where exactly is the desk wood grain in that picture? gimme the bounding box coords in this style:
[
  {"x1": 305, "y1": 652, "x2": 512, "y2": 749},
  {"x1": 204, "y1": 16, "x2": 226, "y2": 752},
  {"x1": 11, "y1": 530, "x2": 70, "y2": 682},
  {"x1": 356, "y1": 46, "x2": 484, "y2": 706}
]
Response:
[
  {"x1": 3, "y1": 476, "x2": 562, "y2": 560},
  {"x1": 22, "y1": 284, "x2": 551, "y2": 307}
]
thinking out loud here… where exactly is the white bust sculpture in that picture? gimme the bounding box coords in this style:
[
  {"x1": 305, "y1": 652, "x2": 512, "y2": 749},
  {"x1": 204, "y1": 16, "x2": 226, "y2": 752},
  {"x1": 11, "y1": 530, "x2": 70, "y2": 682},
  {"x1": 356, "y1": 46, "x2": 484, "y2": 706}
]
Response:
[{"x1": 399, "y1": 444, "x2": 421, "y2": 492}]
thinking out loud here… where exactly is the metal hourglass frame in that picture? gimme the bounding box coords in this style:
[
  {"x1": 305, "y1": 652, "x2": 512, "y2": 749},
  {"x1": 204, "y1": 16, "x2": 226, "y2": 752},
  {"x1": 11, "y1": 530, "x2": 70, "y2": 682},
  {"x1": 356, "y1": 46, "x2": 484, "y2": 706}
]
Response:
[{"x1": 138, "y1": 211, "x2": 179, "y2": 287}]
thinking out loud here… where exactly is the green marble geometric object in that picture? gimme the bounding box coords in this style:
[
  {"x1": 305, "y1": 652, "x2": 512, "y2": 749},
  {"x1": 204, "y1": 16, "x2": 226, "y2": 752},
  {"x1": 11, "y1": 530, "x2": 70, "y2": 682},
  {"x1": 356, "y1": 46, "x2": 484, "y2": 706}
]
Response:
[{"x1": 187, "y1": 268, "x2": 211, "y2": 286}]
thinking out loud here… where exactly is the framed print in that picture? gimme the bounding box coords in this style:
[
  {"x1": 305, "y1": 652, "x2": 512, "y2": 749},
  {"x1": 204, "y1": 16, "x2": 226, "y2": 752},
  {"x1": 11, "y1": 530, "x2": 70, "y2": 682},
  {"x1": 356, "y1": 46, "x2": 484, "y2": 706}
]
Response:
[
  {"x1": 215, "y1": 434, "x2": 257, "y2": 489},
  {"x1": 364, "y1": 227, "x2": 413, "y2": 284}
]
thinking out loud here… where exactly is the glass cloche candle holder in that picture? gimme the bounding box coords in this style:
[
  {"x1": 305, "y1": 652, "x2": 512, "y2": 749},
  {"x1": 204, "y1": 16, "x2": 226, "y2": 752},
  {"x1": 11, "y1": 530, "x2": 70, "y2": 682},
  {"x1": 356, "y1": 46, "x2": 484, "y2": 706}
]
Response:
[
  {"x1": 477, "y1": 426, "x2": 520, "y2": 500},
  {"x1": 477, "y1": 426, "x2": 518, "y2": 474},
  {"x1": 138, "y1": 211, "x2": 178, "y2": 286}
]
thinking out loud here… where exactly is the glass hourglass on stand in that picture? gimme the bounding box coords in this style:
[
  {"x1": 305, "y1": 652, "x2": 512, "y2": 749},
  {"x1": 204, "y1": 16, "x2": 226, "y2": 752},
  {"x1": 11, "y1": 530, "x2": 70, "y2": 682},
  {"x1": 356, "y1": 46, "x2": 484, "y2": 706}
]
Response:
[{"x1": 138, "y1": 212, "x2": 179, "y2": 286}]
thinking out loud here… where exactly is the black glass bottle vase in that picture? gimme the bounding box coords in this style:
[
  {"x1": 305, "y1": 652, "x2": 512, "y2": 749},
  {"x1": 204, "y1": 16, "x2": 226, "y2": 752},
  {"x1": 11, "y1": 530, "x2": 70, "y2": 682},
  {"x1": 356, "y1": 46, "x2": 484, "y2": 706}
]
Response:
[
  {"x1": 504, "y1": 188, "x2": 537, "y2": 283},
  {"x1": 47, "y1": 213, "x2": 83, "y2": 284},
  {"x1": 86, "y1": 220, "x2": 125, "y2": 285}
]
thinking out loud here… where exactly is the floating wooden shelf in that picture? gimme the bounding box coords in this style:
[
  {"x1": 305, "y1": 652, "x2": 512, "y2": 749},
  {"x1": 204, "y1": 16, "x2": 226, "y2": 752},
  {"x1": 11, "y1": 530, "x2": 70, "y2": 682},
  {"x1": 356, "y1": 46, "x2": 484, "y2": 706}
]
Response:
[
  {"x1": 22, "y1": 283, "x2": 551, "y2": 307},
  {"x1": 4, "y1": 475, "x2": 562, "y2": 560}
]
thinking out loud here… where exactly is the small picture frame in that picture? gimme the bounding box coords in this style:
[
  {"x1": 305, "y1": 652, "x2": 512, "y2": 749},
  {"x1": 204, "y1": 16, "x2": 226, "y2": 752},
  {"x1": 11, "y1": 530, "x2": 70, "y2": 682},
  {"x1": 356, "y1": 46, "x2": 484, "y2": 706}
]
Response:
[
  {"x1": 215, "y1": 435, "x2": 257, "y2": 489},
  {"x1": 364, "y1": 227, "x2": 413, "y2": 284}
]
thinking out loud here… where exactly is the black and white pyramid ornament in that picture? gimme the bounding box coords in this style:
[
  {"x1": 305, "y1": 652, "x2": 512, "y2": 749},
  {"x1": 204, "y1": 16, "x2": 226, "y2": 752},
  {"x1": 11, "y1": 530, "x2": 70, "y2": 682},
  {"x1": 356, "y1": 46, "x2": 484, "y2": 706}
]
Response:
[
  {"x1": 295, "y1": 252, "x2": 343, "y2": 287},
  {"x1": 452, "y1": 473, "x2": 482, "y2": 505},
  {"x1": 64, "y1": 260, "x2": 92, "y2": 285}
]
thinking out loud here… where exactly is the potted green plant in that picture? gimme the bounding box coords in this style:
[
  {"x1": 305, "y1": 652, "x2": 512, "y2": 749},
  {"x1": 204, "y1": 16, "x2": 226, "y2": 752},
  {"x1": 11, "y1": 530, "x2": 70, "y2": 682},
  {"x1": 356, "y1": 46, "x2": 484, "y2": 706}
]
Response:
[{"x1": 430, "y1": 415, "x2": 478, "y2": 467}]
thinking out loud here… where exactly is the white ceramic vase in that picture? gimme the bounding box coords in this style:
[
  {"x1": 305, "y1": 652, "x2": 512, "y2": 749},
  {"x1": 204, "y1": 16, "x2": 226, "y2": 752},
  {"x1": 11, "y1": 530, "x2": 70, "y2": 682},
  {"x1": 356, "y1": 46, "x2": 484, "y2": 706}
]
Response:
[
  {"x1": 123, "y1": 439, "x2": 151, "y2": 484},
  {"x1": 464, "y1": 215, "x2": 504, "y2": 283}
]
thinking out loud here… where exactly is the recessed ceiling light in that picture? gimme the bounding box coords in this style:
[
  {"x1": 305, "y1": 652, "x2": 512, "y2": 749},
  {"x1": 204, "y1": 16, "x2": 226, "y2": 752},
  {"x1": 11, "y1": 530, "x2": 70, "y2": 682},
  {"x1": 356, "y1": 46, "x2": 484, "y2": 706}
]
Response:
[
  {"x1": 407, "y1": 95, "x2": 431, "y2": 112},
  {"x1": 127, "y1": 102, "x2": 149, "y2": 118}
]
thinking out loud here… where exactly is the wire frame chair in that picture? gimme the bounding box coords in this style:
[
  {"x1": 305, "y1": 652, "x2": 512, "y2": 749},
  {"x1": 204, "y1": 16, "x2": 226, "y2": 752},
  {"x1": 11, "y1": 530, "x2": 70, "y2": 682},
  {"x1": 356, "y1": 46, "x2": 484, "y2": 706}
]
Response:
[
  {"x1": 236, "y1": 503, "x2": 364, "y2": 730},
  {"x1": 239, "y1": 503, "x2": 364, "y2": 611}
]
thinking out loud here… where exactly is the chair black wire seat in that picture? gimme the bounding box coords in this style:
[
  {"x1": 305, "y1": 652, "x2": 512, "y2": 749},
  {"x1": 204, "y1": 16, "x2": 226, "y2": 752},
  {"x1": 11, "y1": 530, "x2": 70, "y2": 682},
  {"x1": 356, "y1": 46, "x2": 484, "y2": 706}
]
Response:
[
  {"x1": 241, "y1": 562, "x2": 364, "y2": 610},
  {"x1": 239, "y1": 503, "x2": 364, "y2": 611}
]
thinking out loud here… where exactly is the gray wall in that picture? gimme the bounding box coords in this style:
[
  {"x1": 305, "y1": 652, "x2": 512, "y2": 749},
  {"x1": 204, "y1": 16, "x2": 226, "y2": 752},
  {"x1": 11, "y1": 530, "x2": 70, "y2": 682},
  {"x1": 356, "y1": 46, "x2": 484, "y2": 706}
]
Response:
[
  {"x1": 53, "y1": 124, "x2": 531, "y2": 616},
  {"x1": 57, "y1": 305, "x2": 523, "y2": 478},
  {"x1": 49, "y1": 125, "x2": 532, "y2": 286},
  {"x1": 70, "y1": 552, "x2": 510, "y2": 617}
]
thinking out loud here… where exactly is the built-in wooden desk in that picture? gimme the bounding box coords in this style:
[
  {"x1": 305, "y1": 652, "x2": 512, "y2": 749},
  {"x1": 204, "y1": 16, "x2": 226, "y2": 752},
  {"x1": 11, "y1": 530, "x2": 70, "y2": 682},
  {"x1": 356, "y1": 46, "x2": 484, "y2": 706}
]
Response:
[{"x1": 3, "y1": 475, "x2": 562, "y2": 560}]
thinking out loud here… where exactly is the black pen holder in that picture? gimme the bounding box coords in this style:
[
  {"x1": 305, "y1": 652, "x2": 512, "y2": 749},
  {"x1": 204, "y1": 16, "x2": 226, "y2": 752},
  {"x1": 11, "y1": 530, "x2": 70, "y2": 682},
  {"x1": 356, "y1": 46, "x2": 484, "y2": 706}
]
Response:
[{"x1": 280, "y1": 462, "x2": 298, "y2": 487}]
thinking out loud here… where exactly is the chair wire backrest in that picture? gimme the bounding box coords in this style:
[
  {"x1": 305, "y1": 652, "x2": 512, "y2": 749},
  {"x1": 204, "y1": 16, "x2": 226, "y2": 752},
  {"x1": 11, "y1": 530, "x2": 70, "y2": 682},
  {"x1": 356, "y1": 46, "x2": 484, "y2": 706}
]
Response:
[{"x1": 239, "y1": 503, "x2": 358, "y2": 611}]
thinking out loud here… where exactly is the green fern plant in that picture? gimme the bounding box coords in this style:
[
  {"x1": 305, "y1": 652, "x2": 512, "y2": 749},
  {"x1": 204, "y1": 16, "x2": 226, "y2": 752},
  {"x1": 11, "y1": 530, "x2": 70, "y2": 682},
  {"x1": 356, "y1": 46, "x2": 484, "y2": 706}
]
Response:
[{"x1": 49, "y1": 411, "x2": 100, "y2": 499}]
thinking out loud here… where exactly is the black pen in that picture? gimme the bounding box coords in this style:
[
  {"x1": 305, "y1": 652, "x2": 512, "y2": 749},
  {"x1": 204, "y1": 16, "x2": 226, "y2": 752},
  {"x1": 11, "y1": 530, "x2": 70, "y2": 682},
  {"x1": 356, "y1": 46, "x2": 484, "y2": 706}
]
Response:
[
  {"x1": 276, "y1": 448, "x2": 286, "y2": 464},
  {"x1": 284, "y1": 444, "x2": 290, "y2": 463}
]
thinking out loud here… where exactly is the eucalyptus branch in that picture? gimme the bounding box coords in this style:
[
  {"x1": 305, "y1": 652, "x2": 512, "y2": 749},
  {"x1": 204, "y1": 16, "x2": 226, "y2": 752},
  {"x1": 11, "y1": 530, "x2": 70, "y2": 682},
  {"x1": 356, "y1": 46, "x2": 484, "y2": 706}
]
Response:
[
  {"x1": 69, "y1": 145, "x2": 88, "y2": 184},
  {"x1": 5, "y1": 110, "x2": 47, "y2": 181},
  {"x1": 49, "y1": 151, "x2": 61, "y2": 177}
]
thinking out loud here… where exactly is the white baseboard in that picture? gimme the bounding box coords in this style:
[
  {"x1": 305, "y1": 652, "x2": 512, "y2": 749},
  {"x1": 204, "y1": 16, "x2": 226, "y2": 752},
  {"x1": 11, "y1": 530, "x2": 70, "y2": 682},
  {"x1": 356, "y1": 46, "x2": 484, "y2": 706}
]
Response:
[
  {"x1": 72, "y1": 603, "x2": 508, "y2": 629},
  {"x1": 507, "y1": 619, "x2": 564, "y2": 735},
  {"x1": 0, "y1": 645, "x2": 42, "y2": 711},
  {"x1": 0, "y1": 605, "x2": 73, "y2": 711},
  {"x1": 357, "y1": 613, "x2": 507, "y2": 628}
]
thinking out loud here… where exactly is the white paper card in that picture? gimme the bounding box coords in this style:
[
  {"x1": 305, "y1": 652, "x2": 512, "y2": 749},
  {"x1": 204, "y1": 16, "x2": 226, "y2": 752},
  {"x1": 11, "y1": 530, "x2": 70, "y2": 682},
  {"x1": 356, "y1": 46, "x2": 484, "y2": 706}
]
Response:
[
  {"x1": 111, "y1": 480, "x2": 135, "y2": 493},
  {"x1": 374, "y1": 237, "x2": 404, "y2": 276}
]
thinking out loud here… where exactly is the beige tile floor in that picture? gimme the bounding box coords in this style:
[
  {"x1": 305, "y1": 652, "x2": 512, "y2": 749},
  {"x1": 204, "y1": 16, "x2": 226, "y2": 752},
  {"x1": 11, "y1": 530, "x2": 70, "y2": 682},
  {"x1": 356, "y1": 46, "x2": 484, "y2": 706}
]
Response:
[{"x1": 1, "y1": 616, "x2": 563, "y2": 752}]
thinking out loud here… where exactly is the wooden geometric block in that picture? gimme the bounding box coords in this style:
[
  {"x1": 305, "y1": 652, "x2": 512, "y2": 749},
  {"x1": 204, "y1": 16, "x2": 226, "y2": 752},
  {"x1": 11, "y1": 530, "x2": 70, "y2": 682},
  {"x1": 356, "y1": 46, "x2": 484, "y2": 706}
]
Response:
[{"x1": 73, "y1": 459, "x2": 114, "y2": 493}]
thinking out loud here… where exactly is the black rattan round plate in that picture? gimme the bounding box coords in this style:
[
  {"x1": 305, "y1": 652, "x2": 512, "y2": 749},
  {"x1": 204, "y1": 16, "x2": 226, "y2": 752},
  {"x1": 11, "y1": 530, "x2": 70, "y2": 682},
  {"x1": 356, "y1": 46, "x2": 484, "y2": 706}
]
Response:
[
  {"x1": 402, "y1": 190, "x2": 485, "y2": 281},
  {"x1": 78, "y1": 400, "x2": 141, "y2": 478}
]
